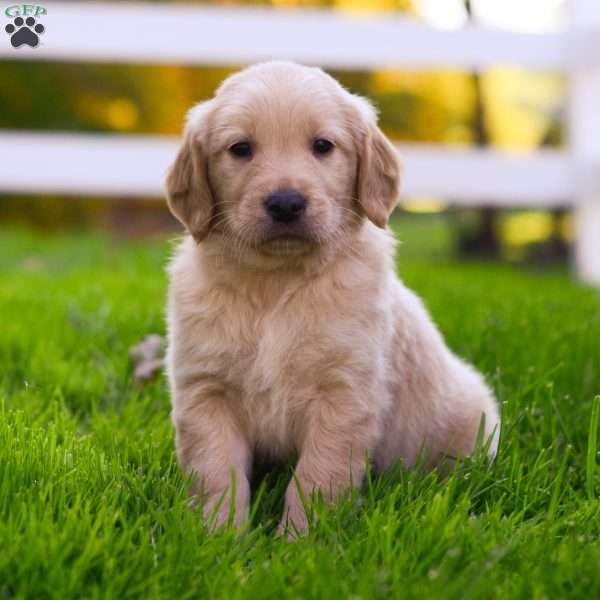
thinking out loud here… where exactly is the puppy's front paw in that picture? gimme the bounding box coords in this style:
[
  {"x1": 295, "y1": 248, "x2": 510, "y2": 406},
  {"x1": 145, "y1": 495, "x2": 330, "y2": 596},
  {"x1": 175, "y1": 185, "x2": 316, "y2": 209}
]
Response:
[
  {"x1": 277, "y1": 485, "x2": 310, "y2": 539},
  {"x1": 203, "y1": 493, "x2": 248, "y2": 530},
  {"x1": 191, "y1": 477, "x2": 250, "y2": 531},
  {"x1": 277, "y1": 508, "x2": 308, "y2": 540}
]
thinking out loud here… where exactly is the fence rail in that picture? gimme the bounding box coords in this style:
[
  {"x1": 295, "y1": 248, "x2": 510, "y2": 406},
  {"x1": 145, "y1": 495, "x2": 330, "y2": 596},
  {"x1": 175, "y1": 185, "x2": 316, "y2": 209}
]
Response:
[
  {"x1": 0, "y1": 131, "x2": 574, "y2": 205},
  {"x1": 0, "y1": 3, "x2": 575, "y2": 70},
  {"x1": 1, "y1": 1, "x2": 599, "y2": 284}
]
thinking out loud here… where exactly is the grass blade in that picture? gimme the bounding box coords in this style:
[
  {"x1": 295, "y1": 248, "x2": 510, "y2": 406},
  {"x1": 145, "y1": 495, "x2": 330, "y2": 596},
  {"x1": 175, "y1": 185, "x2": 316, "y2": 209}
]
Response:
[{"x1": 586, "y1": 396, "x2": 600, "y2": 501}]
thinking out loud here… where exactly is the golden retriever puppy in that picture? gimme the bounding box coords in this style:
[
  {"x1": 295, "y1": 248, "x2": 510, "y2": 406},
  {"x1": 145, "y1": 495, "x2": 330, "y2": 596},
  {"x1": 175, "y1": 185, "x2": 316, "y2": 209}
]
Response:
[{"x1": 165, "y1": 61, "x2": 499, "y2": 535}]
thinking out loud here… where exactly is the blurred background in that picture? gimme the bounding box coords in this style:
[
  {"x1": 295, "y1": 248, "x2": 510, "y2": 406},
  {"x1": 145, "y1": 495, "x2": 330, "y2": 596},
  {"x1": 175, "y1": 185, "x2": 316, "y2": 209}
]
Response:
[{"x1": 1, "y1": 0, "x2": 594, "y2": 273}]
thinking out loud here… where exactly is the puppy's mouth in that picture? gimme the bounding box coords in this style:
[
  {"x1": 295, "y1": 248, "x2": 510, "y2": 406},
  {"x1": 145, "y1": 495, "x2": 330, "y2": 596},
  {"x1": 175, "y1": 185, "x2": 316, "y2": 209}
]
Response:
[{"x1": 259, "y1": 235, "x2": 315, "y2": 257}]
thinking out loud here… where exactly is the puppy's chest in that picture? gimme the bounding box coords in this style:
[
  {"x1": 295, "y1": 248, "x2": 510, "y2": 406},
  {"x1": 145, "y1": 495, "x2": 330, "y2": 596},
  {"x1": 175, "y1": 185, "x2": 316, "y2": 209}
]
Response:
[
  {"x1": 227, "y1": 317, "x2": 296, "y2": 395},
  {"x1": 194, "y1": 297, "x2": 315, "y2": 448},
  {"x1": 184, "y1": 280, "x2": 383, "y2": 454}
]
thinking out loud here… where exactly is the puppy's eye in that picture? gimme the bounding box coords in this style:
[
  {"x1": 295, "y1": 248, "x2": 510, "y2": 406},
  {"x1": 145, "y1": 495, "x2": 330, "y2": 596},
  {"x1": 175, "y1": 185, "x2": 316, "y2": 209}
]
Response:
[
  {"x1": 313, "y1": 139, "x2": 334, "y2": 156},
  {"x1": 229, "y1": 142, "x2": 253, "y2": 158}
]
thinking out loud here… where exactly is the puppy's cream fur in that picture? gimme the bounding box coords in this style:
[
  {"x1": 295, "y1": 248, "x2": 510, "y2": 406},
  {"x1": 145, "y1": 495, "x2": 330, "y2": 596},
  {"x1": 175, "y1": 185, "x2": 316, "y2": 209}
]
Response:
[{"x1": 165, "y1": 62, "x2": 499, "y2": 534}]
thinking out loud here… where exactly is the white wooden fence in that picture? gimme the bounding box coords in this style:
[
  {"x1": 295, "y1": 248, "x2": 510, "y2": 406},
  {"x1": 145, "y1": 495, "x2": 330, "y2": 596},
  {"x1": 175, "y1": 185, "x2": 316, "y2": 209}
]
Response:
[{"x1": 1, "y1": 1, "x2": 599, "y2": 284}]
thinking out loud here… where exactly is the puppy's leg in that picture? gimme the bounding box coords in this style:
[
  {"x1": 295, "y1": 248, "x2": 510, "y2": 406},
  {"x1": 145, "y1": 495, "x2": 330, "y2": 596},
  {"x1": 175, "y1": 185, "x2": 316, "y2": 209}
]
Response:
[
  {"x1": 279, "y1": 396, "x2": 379, "y2": 537},
  {"x1": 173, "y1": 385, "x2": 250, "y2": 529},
  {"x1": 423, "y1": 366, "x2": 500, "y2": 469},
  {"x1": 447, "y1": 383, "x2": 500, "y2": 462}
]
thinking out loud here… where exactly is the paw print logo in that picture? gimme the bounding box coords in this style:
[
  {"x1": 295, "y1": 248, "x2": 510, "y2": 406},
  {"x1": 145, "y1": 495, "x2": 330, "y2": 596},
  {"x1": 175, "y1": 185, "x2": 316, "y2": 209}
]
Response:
[{"x1": 5, "y1": 16, "x2": 45, "y2": 48}]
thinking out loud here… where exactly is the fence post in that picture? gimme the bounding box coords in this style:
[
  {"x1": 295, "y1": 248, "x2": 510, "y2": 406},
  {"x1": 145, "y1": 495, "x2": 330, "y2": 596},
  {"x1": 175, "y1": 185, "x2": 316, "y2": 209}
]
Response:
[{"x1": 570, "y1": 0, "x2": 600, "y2": 286}]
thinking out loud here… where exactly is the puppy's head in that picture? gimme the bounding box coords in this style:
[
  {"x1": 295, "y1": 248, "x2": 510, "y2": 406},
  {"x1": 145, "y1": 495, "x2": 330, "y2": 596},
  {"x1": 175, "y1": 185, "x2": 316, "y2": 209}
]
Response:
[{"x1": 166, "y1": 62, "x2": 400, "y2": 261}]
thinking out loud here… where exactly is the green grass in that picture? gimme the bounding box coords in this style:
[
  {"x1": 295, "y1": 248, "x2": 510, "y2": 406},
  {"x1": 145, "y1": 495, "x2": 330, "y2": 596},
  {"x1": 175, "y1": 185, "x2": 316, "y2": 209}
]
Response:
[{"x1": 1, "y1": 219, "x2": 600, "y2": 599}]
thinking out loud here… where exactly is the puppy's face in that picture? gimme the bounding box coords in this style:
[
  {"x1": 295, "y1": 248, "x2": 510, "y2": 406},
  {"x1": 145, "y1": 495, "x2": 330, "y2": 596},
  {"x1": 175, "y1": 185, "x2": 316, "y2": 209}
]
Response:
[
  {"x1": 207, "y1": 72, "x2": 359, "y2": 257},
  {"x1": 166, "y1": 62, "x2": 400, "y2": 261}
]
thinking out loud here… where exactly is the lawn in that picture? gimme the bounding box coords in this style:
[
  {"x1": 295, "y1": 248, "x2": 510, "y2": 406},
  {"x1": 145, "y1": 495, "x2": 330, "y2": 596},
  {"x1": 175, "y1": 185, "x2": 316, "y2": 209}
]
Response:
[{"x1": 1, "y1": 218, "x2": 600, "y2": 599}]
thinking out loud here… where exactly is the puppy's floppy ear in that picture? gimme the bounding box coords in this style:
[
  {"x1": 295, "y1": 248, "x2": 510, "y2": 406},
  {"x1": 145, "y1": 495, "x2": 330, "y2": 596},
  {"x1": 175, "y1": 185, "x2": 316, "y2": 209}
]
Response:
[
  {"x1": 354, "y1": 97, "x2": 401, "y2": 228},
  {"x1": 166, "y1": 102, "x2": 215, "y2": 243}
]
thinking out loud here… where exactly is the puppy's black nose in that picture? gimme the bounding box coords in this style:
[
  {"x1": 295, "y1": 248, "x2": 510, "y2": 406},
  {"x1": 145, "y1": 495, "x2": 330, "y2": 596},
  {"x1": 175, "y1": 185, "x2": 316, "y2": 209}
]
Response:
[{"x1": 264, "y1": 191, "x2": 307, "y2": 223}]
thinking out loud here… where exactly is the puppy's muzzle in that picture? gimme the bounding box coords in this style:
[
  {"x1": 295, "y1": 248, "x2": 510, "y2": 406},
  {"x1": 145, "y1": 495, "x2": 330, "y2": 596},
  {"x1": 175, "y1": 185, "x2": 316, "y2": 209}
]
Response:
[{"x1": 264, "y1": 190, "x2": 307, "y2": 224}]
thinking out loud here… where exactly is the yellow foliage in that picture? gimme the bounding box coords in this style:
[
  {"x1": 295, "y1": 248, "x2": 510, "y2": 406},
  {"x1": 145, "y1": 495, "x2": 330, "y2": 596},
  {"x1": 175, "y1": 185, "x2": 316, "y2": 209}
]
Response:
[
  {"x1": 271, "y1": 0, "x2": 307, "y2": 6},
  {"x1": 333, "y1": 0, "x2": 413, "y2": 12},
  {"x1": 427, "y1": 71, "x2": 475, "y2": 119},
  {"x1": 482, "y1": 68, "x2": 565, "y2": 151},
  {"x1": 444, "y1": 123, "x2": 473, "y2": 145},
  {"x1": 502, "y1": 211, "x2": 554, "y2": 246},
  {"x1": 371, "y1": 69, "x2": 475, "y2": 143},
  {"x1": 77, "y1": 94, "x2": 140, "y2": 132},
  {"x1": 371, "y1": 70, "x2": 474, "y2": 117},
  {"x1": 402, "y1": 198, "x2": 447, "y2": 213},
  {"x1": 271, "y1": 0, "x2": 413, "y2": 8},
  {"x1": 105, "y1": 98, "x2": 139, "y2": 131}
]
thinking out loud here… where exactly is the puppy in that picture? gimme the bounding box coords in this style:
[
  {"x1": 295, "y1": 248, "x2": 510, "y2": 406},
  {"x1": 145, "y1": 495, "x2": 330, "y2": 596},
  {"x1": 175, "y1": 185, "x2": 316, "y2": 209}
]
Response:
[{"x1": 165, "y1": 61, "x2": 499, "y2": 535}]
